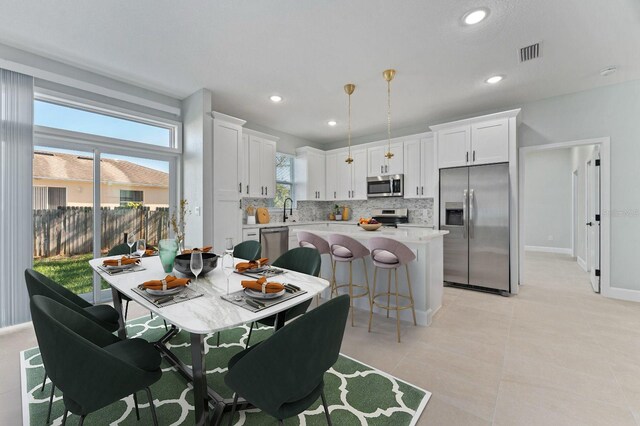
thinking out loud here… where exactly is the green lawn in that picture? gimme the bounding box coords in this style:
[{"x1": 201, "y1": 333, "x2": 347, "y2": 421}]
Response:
[{"x1": 33, "y1": 253, "x2": 109, "y2": 295}]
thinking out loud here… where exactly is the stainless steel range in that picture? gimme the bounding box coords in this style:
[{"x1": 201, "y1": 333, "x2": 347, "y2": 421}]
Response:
[{"x1": 371, "y1": 208, "x2": 408, "y2": 227}]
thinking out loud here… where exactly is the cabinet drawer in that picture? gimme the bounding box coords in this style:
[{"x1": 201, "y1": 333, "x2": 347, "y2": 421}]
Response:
[{"x1": 242, "y1": 229, "x2": 260, "y2": 241}]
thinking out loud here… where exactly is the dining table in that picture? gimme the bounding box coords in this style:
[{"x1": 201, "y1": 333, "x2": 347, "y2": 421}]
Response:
[{"x1": 90, "y1": 254, "x2": 329, "y2": 426}]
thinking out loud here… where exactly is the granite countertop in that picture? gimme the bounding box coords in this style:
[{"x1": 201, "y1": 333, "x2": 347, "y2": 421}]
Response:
[
  {"x1": 289, "y1": 224, "x2": 447, "y2": 243},
  {"x1": 242, "y1": 221, "x2": 435, "y2": 230}
]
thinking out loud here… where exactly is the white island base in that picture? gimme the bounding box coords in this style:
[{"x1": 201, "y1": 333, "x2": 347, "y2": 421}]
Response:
[{"x1": 290, "y1": 225, "x2": 448, "y2": 326}]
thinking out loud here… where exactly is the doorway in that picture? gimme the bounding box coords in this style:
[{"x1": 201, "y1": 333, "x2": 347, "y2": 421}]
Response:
[{"x1": 518, "y1": 137, "x2": 610, "y2": 297}]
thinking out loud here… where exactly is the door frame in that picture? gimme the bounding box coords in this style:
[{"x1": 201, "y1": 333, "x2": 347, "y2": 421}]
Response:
[
  {"x1": 518, "y1": 137, "x2": 611, "y2": 297},
  {"x1": 571, "y1": 169, "x2": 578, "y2": 258}
]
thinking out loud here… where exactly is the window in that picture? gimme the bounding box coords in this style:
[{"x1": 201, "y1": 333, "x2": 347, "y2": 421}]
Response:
[
  {"x1": 120, "y1": 190, "x2": 144, "y2": 206},
  {"x1": 34, "y1": 100, "x2": 174, "y2": 148},
  {"x1": 271, "y1": 153, "x2": 294, "y2": 208},
  {"x1": 33, "y1": 186, "x2": 67, "y2": 209}
]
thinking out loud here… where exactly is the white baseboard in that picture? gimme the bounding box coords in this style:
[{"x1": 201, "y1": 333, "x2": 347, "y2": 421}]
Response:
[
  {"x1": 524, "y1": 245, "x2": 573, "y2": 255},
  {"x1": 603, "y1": 286, "x2": 640, "y2": 303},
  {"x1": 577, "y1": 256, "x2": 588, "y2": 272}
]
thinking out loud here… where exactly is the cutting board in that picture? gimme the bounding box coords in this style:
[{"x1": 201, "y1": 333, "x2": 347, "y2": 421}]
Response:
[{"x1": 256, "y1": 207, "x2": 270, "y2": 224}]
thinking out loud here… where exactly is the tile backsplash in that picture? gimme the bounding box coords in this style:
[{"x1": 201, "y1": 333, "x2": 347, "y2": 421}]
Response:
[{"x1": 297, "y1": 198, "x2": 434, "y2": 225}]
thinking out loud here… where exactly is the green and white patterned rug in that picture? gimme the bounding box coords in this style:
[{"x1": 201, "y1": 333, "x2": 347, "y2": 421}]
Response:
[{"x1": 20, "y1": 315, "x2": 430, "y2": 425}]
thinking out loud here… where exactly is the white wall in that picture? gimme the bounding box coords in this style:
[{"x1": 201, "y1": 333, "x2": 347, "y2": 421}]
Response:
[
  {"x1": 244, "y1": 122, "x2": 322, "y2": 155},
  {"x1": 524, "y1": 149, "x2": 573, "y2": 251}
]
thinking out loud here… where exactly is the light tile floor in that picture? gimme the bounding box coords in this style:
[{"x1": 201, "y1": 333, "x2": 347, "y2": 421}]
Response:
[{"x1": 2, "y1": 252, "x2": 640, "y2": 425}]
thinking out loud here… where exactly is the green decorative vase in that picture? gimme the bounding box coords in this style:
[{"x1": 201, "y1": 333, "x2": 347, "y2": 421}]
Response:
[{"x1": 159, "y1": 239, "x2": 179, "y2": 273}]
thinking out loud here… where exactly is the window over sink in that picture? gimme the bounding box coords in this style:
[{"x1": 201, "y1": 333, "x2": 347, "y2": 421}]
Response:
[{"x1": 270, "y1": 153, "x2": 295, "y2": 208}]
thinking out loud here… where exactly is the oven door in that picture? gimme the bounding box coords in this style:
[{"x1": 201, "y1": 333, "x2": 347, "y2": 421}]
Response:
[{"x1": 367, "y1": 177, "x2": 392, "y2": 197}]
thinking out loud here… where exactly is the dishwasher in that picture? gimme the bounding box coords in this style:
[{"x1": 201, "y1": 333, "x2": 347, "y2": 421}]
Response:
[{"x1": 260, "y1": 226, "x2": 289, "y2": 261}]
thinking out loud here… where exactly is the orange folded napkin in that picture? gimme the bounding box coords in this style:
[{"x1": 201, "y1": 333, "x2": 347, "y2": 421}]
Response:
[
  {"x1": 144, "y1": 249, "x2": 156, "y2": 256},
  {"x1": 182, "y1": 246, "x2": 213, "y2": 255},
  {"x1": 235, "y1": 258, "x2": 269, "y2": 272},
  {"x1": 241, "y1": 276, "x2": 284, "y2": 294},
  {"x1": 142, "y1": 275, "x2": 191, "y2": 291},
  {"x1": 103, "y1": 257, "x2": 140, "y2": 267}
]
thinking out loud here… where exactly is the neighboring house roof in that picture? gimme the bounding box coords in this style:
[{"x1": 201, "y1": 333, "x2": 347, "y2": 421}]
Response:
[{"x1": 33, "y1": 151, "x2": 169, "y2": 187}]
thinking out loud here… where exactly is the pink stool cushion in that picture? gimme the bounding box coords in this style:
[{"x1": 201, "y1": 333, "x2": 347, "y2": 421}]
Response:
[
  {"x1": 328, "y1": 233, "x2": 370, "y2": 262},
  {"x1": 372, "y1": 249, "x2": 399, "y2": 265},
  {"x1": 331, "y1": 245, "x2": 353, "y2": 259}
]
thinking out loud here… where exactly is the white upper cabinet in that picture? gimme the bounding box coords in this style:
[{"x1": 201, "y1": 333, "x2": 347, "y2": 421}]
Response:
[
  {"x1": 321, "y1": 147, "x2": 368, "y2": 201},
  {"x1": 243, "y1": 129, "x2": 278, "y2": 198},
  {"x1": 432, "y1": 110, "x2": 519, "y2": 169},
  {"x1": 470, "y1": 118, "x2": 509, "y2": 165},
  {"x1": 367, "y1": 141, "x2": 404, "y2": 176},
  {"x1": 325, "y1": 152, "x2": 338, "y2": 201},
  {"x1": 403, "y1": 136, "x2": 436, "y2": 199},
  {"x1": 436, "y1": 125, "x2": 471, "y2": 168},
  {"x1": 295, "y1": 147, "x2": 326, "y2": 200}
]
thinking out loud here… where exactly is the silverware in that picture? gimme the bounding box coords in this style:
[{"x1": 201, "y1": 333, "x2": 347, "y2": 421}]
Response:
[{"x1": 245, "y1": 298, "x2": 262, "y2": 309}]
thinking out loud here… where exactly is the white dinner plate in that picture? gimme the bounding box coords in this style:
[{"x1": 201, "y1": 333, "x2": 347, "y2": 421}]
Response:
[
  {"x1": 244, "y1": 288, "x2": 285, "y2": 300},
  {"x1": 146, "y1": 286, "x2": 185, "y2": 296}
]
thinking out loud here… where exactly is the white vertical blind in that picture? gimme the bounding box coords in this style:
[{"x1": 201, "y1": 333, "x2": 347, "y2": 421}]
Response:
[{"x1": 0, "y1": 69, "x2": 34, "y2": 327}]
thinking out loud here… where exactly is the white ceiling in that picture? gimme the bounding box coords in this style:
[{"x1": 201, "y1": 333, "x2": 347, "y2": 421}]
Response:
[{"x1": 0, "y1": 0, "x2": 638, "y2": 143}]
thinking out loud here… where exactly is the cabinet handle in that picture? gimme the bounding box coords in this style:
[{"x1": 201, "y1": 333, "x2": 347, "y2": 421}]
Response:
[
  {"x1": 246, "y1": 185, "x2": 249, "y2": 194},
  {"x1": 416, "y1": 186, "x2": 419, "y2": 195},
  {"x1": 239, "y1": 183, "x2": 242, "y2": 193},
  {"x1": 334, "y1": 191, "x2": 336, "y2": 199},
  {"x1": 385, "y1": 165, "x2": 388, "y2": 173},
  {"x1": 421, "y1": 186, "x2": 424, "y2": 195},
  {"x1": 473, "y1": 150, "x2": 476, "y2": 162},
  {"x1": 466, "y1": 152, "x2": 469, "y2": 163},
  {"x1": 265, "y1": 186, "x2": 268, "y2": 195},
  {"x1": 380, "y1": 165, "x2": 383, "y2": 174}
]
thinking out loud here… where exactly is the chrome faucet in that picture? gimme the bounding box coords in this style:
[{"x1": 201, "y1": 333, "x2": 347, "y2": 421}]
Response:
[{"x1": 283, "y1": 197, "x2": 293, "y2": 222}]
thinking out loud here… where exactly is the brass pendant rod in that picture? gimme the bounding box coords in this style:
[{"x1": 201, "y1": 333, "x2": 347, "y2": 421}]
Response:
[
  {"x1": 383, "y1": 69, "x2": 395, "y2": 160},
  {"x1": 344, "y1": 83, "x2": 355, "y2": 164}
]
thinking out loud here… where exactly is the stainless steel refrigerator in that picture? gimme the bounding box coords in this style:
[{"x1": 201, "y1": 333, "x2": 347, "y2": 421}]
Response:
[{"x1": 440, "y1": 163, "x2": 510, "y2": 292}]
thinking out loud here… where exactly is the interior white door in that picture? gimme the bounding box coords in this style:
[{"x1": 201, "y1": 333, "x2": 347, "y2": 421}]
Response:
[{"x1": 587, "y1": 152, "x2": 601, "y2": 293}]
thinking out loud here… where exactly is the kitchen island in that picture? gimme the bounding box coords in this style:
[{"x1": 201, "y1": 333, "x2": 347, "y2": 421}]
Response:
[{"x1": 289, "y1": 224, "x2": 448, "y2": 326}]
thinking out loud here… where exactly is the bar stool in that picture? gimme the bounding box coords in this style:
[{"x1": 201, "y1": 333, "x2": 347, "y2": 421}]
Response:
[
  {"x1": 367, "y1": 237, "x2": 417, "y2": 342},
  {"x1": 297, "y1": 231, "x2": 331, "y2": 303},
  {"x1": 327, "y1": 234, "x2": 372, "y2": 326}
]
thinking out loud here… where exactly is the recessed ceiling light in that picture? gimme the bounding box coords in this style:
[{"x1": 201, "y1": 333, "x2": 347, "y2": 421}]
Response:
[
  {"x1": 327, "y1": 120, "x2": 337, "y2": 127},
  {"x1": 600, "y1": 66, "x2": 617, "y2": 77},
  {"x1": 463, "y1": 8, "x2": 489, "y2": 25},
  {"x1": 485, "y1": 75, "x2": 504, "y2": 84},
  {"x1": 269, "y1": 95, "x2": 282, "y2": 103}
]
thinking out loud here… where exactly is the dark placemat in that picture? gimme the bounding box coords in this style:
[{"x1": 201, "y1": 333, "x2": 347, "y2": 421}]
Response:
[
  {"x1": 97, "y1": 264, "x2": 146, "y2": 276},
  {"x1": 221, "y1": 287, "x2": 307, "y2": 312},
  {"x1": 132, "y1": 285, "x2": 204, "y2": 307}
]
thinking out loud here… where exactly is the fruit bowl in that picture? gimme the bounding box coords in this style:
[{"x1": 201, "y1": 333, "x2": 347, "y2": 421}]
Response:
[{"x1": 359, "y1": 223, "x2": 382, "y2": 231}]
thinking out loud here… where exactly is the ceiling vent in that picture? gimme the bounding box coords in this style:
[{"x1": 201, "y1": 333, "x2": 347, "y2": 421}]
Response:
[{"x1": 519, "y1": 42, "x2": 541, "y2": 62}]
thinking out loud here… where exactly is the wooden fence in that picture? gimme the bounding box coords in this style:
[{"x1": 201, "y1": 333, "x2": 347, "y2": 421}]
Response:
[{"x1": 33, "y1": 207, "x2": 170, "y2": 258}]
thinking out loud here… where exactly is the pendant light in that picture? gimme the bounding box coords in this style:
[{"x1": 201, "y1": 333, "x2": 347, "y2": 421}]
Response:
[
  {"x1": 383, "y1": 69, "x2": 396, "y2": 160},
  {"x1": 344, "y1": 83, "x2": 356, "y2": 164}
]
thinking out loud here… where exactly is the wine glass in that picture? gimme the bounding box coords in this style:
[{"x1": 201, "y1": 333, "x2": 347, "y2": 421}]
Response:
[
  {"x1": 190, "y1": 251, "x2": 203, "y2": 281},
  {"x1": 126, "y1": 233, "x2": 136, "y2": 257},
  {"x1": 135, "y1": 239, "x2": 146, "y2": 257},
  {"x1": 222, "y1": 238, "x2": 234, "y2": 295},
  {"x1": 225, "y1": 238, "x2": 234, "y2": 254}
]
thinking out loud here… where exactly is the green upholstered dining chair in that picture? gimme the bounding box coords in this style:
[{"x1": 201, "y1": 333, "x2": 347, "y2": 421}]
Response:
[
  {"x1": 30, "y1": 295, "x2": 162, "y2": 426},
  {"x1": 25, "y1": 268, "x2": 122, "y2": 423},
  {"x1": 245, "y1": 247, "x2": 321, "y2": 347},
  {"x1": 233, "y1": 240, "x2": 262, "y2": 261},
  {"x1": 225, "y1": 294, "x2": 350, "y2": 426},
  {"x1": 107, "y1": 242, "x2": 134, "y2": 319}
]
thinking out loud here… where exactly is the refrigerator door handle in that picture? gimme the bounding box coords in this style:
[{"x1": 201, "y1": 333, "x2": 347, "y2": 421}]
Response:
[
  {"x1": 463, "y1": 189, "x2": 468, "y2": 239},
  {"x1": 469, "y1": 189, "x2": 475, "y2": 239}
]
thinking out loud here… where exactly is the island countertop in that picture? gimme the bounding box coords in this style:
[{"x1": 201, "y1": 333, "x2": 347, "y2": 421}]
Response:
[{"x1": 289, "y1": 224, "x2": 448, "y2": 244}]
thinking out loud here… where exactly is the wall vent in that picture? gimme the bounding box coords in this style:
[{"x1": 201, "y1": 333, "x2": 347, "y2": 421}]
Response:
[{"x1": 519, "y1": 42, "x2": 541, "y2": 62}]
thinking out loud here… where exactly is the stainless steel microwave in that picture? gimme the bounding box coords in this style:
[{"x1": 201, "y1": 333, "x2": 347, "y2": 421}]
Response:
[{"x1": 367, "y1": 175, "x2": 404, "y2": 198}]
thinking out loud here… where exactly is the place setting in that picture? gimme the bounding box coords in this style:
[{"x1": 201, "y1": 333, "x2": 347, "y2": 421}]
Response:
[
  {"x1": 132, "y1": 274, "x2": 204, "y2": 307},
  {"x1": 222, "y1": 275, "x2": 307, "y2": 312}
]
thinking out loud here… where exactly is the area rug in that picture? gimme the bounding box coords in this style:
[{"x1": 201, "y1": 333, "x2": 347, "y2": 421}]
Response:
[{"x1": 20, "y1": 315, "x2": 430, "y2": 425}]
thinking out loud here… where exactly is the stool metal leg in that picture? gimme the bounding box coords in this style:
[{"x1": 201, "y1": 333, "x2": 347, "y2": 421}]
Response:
[
  {"x1": 395, "y1": 268, "x2": 401, "y2": 343},
  {"x1": 406, "y1": 264, "x2": 417, "y2": 326},
  {"x1": 386, "y1": 269, "x2": 391, "y2": 318},
  {"x1": 368, "y1": 266, "x2": 378, "y2": 332},
  {"x1": 362, "y1": 258, "x2": 372, "y2": 307},
  {"x1": 330, "y1": 259, "x2": 337, "y2": 297},
  {"x1": 349, "y1": 261, "x2": 354, "y2": 327}
]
